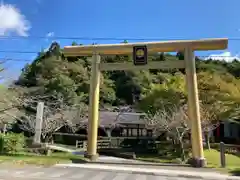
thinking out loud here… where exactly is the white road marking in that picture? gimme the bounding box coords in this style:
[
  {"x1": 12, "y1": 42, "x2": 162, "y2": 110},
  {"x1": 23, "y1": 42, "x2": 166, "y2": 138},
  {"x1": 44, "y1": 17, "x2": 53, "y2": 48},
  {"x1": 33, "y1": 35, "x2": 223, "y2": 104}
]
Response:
[
  {"x1": 88, "y1": 171, "x2": 110, "y2": 180},
  {"x1": 68, "y1": 172, "x2": 86, "y2": 179},
  {"x1": 28, "y1": 171, "x2": 46, "y2": 177},
  {"x1": 135, "y1": 174, "x2": 148, "y2": 180},
  {"x1": 112, "y1": 173, "x2": 130, "y2": 180},
  {"x1": 48, "y1": 170, "x2": 69, "y2": 178}
]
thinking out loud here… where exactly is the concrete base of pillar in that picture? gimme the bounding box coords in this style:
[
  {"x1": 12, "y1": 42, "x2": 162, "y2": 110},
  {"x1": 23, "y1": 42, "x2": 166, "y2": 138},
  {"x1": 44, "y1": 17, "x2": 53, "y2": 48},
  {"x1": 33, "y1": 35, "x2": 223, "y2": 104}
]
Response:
[
  {"x1": 188, "y1": 157, "x2": 207, "y2": 168},
  {"x1": 30, "y1": 142, "x2": 42, "y2": 148},
  {"x1": 84, "y1": 152, "x2": 99, "y2": 161}
]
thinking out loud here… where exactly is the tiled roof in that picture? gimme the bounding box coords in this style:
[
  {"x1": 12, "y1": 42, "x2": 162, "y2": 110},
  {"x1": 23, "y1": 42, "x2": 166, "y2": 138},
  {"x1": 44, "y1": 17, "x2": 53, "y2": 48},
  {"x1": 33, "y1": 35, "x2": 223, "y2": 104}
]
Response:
[{"x1": 82, "y1": 111, "x2": 146, "y2": 126}]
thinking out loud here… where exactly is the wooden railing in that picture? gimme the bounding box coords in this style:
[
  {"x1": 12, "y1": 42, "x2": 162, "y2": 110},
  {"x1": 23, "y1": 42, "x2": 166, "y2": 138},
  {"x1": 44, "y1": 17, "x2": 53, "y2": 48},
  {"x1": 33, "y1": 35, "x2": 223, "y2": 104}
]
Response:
[
  {"x1": 97, "y1": 140, "x2": 111, "y2": 149},
  {"x1": 75, "y1": 140, "x2": 87, "y2": 149},
  {"x1": 220, "y1": 143, "x2": 240, "y2": 155},
  {"x1": 219, "y1": 142, "x2": 240, "y2": 167},
  {"x1": 53, "y1": 133, "x2": 155, "y2": 139},
  {"x1": 75, "y1": 139, "x2": 112, "y2": 150}
]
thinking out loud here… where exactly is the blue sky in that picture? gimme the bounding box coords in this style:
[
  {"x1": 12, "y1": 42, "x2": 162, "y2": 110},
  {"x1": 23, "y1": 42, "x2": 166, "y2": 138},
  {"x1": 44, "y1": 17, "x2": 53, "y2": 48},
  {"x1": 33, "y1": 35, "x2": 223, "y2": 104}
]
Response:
[{"x1": 0, "y1": 0, "x2": 239, "y2": 81}]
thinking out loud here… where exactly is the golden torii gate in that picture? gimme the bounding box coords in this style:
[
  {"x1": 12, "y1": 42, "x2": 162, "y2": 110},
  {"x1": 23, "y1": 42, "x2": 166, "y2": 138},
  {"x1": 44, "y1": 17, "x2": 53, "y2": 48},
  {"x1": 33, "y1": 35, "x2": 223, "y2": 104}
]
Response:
[{"x1": 63, "y1": 38, "x2": 228, "y2": 167}]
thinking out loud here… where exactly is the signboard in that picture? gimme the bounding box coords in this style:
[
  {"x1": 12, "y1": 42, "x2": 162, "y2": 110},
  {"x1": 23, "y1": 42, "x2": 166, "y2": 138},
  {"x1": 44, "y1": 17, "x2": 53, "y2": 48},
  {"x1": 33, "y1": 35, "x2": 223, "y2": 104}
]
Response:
[{"x1": 133, "y1": 45, "x2": 148, "y2": 65}]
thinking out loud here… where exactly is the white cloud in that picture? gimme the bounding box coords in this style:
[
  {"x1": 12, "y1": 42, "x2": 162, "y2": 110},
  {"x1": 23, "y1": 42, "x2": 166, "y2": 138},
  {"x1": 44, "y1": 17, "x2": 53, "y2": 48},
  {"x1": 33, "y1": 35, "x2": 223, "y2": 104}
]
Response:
[
  {"x1": 204, "y1": 51, "x2": 239, "y2": 62},
  {"x1": 0, "y1": 3, "x2": 30, "y2": 36},
  {"x1": 46, "y1": 32, "x2": 54, "y2": 38}
]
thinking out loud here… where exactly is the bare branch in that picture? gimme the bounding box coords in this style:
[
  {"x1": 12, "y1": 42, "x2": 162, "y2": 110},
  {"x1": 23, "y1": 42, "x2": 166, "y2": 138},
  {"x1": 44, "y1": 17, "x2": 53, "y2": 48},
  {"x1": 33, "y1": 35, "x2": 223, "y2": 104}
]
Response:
[
  {"x1": 0, "y1": 88, "x2": 23, "y2": 124},
  {"x1": 17, "y1": 97, "x2": 88, "y2": 142},
  {"x1": 0, "y1": 60, "x2": 5, "y2": 75},
  {"x1": 144, "y1": 105, "x2": 190, "y2": 139},
  {"x1": 199, "y1": 102, "x2": 221, "y2": 132},
  {"x1": 60, "y1": 103, "x2": 88, "y2": 132}
]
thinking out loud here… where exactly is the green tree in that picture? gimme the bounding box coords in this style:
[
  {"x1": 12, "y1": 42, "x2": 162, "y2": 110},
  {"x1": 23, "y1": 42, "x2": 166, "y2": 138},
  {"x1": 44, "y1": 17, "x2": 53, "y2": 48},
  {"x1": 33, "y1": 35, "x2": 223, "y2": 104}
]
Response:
[{"x1": 138, "y1": 72, "x2": 186, "y2": 113}]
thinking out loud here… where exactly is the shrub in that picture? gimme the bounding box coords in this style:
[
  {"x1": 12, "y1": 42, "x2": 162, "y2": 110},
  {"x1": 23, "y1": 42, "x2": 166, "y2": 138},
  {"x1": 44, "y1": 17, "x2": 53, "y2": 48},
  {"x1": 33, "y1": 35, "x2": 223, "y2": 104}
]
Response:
[
  {"x1": 0, "y1": 133, "x2": 25, "y2": 154},
  {"x1": 25, "y1": 137, "x2": 34, "y2": 147}
]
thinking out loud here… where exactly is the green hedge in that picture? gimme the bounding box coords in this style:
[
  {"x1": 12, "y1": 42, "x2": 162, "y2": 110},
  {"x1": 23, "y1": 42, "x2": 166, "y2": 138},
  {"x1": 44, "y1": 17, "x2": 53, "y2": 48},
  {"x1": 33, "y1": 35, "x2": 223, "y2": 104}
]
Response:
[{"x1": 0, "y1": 133, "x2": 25, "y2": 154}]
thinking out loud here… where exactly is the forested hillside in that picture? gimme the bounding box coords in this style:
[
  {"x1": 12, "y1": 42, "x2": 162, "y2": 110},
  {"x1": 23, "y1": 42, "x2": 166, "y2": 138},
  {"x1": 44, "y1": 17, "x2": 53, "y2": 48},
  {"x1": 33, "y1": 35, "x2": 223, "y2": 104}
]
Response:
[{"x1": 6, "y1": 41, "x2": 240, "y2": 122}]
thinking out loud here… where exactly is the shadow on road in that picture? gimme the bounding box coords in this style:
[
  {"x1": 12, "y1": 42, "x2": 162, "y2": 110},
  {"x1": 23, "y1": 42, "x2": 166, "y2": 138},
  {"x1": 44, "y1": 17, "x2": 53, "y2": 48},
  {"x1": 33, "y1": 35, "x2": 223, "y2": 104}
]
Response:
[{"x1": 230, "y1": 169, "x2": 240, "y2": 176}]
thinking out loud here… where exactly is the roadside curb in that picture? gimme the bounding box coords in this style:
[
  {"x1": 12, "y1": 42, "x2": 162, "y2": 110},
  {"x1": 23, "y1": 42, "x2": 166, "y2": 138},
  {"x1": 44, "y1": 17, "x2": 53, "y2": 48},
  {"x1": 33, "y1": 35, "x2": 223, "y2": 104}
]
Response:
[
  {"x1": 55, "y1": 164, "x2": 240, "y2": 180},
  {"x1": 87, "y1": 160, "x2": 190, "y2": 167}
]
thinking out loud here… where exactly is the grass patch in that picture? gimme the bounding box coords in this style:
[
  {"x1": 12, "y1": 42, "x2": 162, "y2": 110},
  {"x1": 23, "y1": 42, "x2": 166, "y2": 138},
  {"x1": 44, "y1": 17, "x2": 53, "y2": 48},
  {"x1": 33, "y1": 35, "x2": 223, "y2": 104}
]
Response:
[
  {"x1": 0, "y1": 152, "x2": 87, "y2": 166},
  {"x1": 136, "y1": 149, "x2": 240, "y2": 175},
  {"x1": 136, "y1": 154, "x2": 182, "y2": 164},
  {"x1": 136, "y1": 147, "x2": 187, "y2": 164},
  {"x1": 204, "y1": 149, "x2": 240, "y2": 174}
]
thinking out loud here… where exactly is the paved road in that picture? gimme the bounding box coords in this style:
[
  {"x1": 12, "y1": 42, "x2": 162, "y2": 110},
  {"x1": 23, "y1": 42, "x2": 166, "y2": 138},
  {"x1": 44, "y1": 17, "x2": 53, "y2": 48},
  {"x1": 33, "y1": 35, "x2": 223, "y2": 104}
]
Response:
[{"x1": 0, "y1": 166, "x2": 200, "y2": 180}]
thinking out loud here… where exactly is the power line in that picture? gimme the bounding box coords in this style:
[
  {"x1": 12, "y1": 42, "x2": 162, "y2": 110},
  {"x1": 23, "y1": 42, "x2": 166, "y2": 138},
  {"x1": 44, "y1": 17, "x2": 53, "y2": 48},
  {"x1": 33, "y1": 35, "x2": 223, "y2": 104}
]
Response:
[
  {"x1": 0, "y1": 55, "x2": 237, "y2": 63},
  {"x1": 0, "y1": 50, "x2": 38, "y2": 54},
  {"x1": 0, "y1": 46, "x2": 238, "y2": 57},
  {"x1": 0, "y1": 35, "x2": 152, "y2": 41},
  {"x1": 0, "y1": 35, "x2": 239, "y2": 41},
  {"x1": 228, "y1": 38, "x2": 240, "y2": 41},
  {"x1": 0, "y1": 58, "x2": 32, "y2": 62},
  {"x1": 0, "y1": 36, "x2": 238, "y2": 55},
  {"x1": 0, "y1": 36, "x2": 208, "y2": 41}
]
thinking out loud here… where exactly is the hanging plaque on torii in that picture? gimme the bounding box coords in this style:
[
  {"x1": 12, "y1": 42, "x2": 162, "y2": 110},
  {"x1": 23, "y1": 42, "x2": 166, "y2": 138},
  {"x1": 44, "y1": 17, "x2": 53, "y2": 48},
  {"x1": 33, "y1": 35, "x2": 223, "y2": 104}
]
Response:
[{"x1": 133, "y1": 45, "x2": 148, "y2": 65}]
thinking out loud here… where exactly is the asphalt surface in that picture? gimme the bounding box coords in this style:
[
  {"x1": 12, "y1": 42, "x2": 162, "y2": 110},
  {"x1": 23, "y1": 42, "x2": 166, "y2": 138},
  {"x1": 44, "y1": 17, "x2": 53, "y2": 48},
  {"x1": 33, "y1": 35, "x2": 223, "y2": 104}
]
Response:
[{"x1": 0, "y1": 166, "x2": 202, "y2": 180}]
